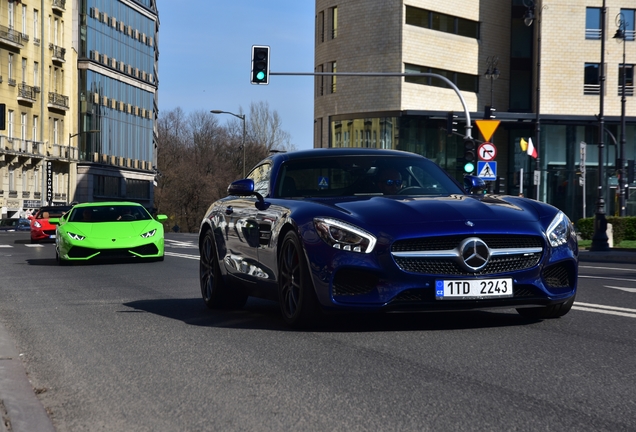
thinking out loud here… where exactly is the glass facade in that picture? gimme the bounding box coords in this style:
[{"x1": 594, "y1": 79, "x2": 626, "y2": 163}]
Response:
[{"x1": 77, "y1": 0, "x2": 157, "y2": 166}]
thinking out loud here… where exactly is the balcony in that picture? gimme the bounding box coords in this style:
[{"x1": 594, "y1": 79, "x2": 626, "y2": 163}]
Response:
[
  {"x1": 0, "y1": 24, "x2": 23, "y2": 49},
  {"x1": 48, "y1": 92, "x2": 69, "y2": 110},
  {"x1": 17, "y1": 83, "x2": 37, "y2": 103},
  {"x1": 52, "y1": 0, "x2": 66, "y2": 13},
  {"x1": 49, "y1": 44, "x2": 66, "y2": 62}
]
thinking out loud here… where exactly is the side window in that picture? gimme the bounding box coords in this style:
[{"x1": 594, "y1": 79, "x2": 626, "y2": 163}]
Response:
[{"x1": 248, "y1": 162, "x2": 272, "y2": 197}]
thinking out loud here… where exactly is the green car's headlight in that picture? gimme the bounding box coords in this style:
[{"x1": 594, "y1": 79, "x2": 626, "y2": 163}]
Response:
[
  {"x1": 68, "y1": 232, "x2": 85, "y2": 241},
  {"x1": 314, "y1": 217, "x2": 376, "y2": 253},
  {"x1": 546, "y1": 211, "x2": 571, "y2": 247},
  {"x1": 141, "y1": 229, "x2": 157, "y2": 239}
]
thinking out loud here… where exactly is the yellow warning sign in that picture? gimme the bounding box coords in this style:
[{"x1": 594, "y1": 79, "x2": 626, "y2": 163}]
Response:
[{"x1": 475, "y1": 120, "x2": 501, "y2": 142}]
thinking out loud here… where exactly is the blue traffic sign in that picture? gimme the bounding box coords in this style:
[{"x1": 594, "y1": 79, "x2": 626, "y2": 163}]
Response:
[{"x1": 477, "y1": 161, "x2": 497, "y2": 180}]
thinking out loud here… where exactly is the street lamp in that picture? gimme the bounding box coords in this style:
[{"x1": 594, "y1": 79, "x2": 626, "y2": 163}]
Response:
[
  {"x1": 484, "y1": 56, "x2": 500, "y2": 107},
  {"x1": 523, "y1": 0, "x2": 543, "y2": 201},
  {"x1": 613, "y1": 13, "x2": 628, "y2": 217},
  {"x1": 210, "y1": 110, "x2": 246, "y2": 177},
  {"x1": 591, "y1": 0, "x2": 610, "y2": 251}
]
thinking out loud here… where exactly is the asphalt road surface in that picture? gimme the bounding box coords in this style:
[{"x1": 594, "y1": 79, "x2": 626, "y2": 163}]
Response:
[{"x1": 0, "y1": 232, "x2": 635, "y2": 431}]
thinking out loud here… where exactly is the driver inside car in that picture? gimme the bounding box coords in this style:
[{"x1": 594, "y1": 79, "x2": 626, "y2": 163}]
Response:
[{"x1": 376, "y1": 167, "x2": 404, "y2": 195}]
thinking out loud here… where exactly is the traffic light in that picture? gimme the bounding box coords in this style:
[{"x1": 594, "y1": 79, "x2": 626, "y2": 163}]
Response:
[
  {"x1": 463, "y1": 138, "x2": 476, "y2": 173},
  {"x1": 484, "y1": 105, "x2": 496, "y2": 119},
  {"x1": 446, "y1": 111, "x2": 457, "y2": 136},
  {"x1": 251, "y1": 45, "x2": 270, "y2": 85},
  {"x1": 628, "y1": 159, "x2": 635, "y2": 184},
  {"x1": 0, "y1": 103, "x2": 5, "y2": 130}
]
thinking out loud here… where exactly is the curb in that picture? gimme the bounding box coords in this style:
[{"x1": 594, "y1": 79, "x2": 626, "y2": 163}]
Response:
[
  {"x1": 0, "y1": 322, "x2": 55, "y2": 432},
  {"x1": 578, "y1": 249, "x2": 636, "y2": 264}
]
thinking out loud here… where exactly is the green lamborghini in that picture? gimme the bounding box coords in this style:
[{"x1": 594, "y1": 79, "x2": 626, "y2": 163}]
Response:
[{"x1": 50, "y1": 202, "x2": 168, "y2": 265}]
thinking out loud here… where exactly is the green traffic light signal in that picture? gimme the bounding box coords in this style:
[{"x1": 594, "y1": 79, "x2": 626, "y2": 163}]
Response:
[
  {"x1": 464, "y1": 162, "x2": 475, "y2": 173},
  {"x1": 251, "y1": 45, "x2": 270, "y2": 85}
]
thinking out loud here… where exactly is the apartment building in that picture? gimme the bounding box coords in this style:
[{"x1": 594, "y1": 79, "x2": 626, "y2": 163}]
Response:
[
  {"x1": 0, "y1": 0, "x2": 75, "y2": 218},
  {"x1": 314, "y1": 0, "x2": 635, "y2": 222},
  {"x1": 74, "y1": 0, "x2": 158, "y2": 207}
]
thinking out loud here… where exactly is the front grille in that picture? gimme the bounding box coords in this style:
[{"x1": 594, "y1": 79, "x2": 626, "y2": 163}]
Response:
[
  {"x1": 68, "y1": 243, "x2": 158, "y2": 260},
  {"x1": 332, "y1": 269, "x2": 379, "y2": 296},
  {"x1": 392, "y1": 234, "x2": 543, "y2": 276}
]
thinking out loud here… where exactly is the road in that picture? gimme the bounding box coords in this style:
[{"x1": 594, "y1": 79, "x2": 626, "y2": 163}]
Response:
[{"x1": 0, "y1": 232, "x2": 635, "y2": 431}]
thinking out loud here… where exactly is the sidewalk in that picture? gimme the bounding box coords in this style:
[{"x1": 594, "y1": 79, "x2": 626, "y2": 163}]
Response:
[
  {"x1": 578, "y1": 248, "x2": 636, "y2": 264},
  {"x1": 0, "y1": 322, "x2": 55, "y2": 432}
]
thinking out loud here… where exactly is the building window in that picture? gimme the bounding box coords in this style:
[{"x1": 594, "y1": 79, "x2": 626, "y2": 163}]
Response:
[
  {"x1": 584, "y1": 63, "x2": 601, "y2": 95},
  {"x1": 34, "y1": 169, "x2": 40, "y2": 193},
  {"x1": 8, "y1": 2, "x2": 14, "y2": 29},
  {"x1": 53, "y1": 119, "x2": 59, "y2": 145},
  {"x1": 618, "y1": 64, "x2": 634, "y2": 96},
  {"x1": 316, "y1": 64, "x2": 324, "y2": 96},
  {"x1": 331, "y1": 61, "x2": 337, "y2": 93},
  {"x1": 7, "y1": 110, "x2": 14, "y2": 139},
  {"x1": 21, "y1": 5, "x2": 27, "y2": 35},
  {"x1": 34, "y1": 62, "x2": 38, "y2": 88},
  {"x1": 94, "y1": 175, "x2": 122, "y2": 198},
  {"x1": 33, "y1": 115, "x2": 38, "y2": 142},
  {"x1": 22, "y1": 168, "x2": 27, "y2": 191},
  {"x1": 126, "y1": 179, "x2": 150, "y2": 199},
  {"x1": 330, "y1": 7, "x2": 338, "y2": 39},
  {"x1": 620, "y1": 9, "x2": 635, "y2": 41},
  {"x1": 21, "y1": 58, "x2": 26, "y2": 83},
  {"x1": 8, "y1": 53, "x2": 13, "y2": 80},
  {"x1": 9, "y1": 170, "x2": 15, "y2": 192},
  {"x1": 405, "y1": 6, "x2": 479, "y2": 39},
  {"x1": 317, "y1": 11, "x2": 324, "y2": 43},
  {"x1": 585, "y1": 8, "x2": 601, "y2": 40},
  {"x1": 405, "y1": 63, "x2": 479, "y2": 93},
  {"x1": 34, "y1": 10, "x2": 39, "y2": 43},
  {"x1": 20, "y1": 113, "x2": 26, "y2": 140}
]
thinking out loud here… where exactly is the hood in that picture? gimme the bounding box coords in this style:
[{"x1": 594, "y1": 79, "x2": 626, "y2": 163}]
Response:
[
  {"x1": 66, "y1": 221, "x2": 157, "y2": 238},
  {"x1": 313, "y1": 194, "x2": 542, "y2": 227}
]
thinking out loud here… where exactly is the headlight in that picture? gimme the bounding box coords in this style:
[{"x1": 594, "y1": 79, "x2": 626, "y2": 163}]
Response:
[
  {"x1": 34, "y1": 221, "x2": 42, "y2": 228},
  {"x1": 314, "y1": 217, "x2": 376, "y2": 253},
  {"x1": 546, "y1": 211, "x2": 571, "y2": 247},
  {"x1": 141, "y1": 229, "x2": 157, "y2": 238},
  {"x1": 68, "y1": 232, "x2": 85, "y2": 241}
]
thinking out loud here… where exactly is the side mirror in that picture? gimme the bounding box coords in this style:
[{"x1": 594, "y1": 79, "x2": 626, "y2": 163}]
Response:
[
  {"x1": 48, "y1": 218, "x2": 60, "y2": 225},
  {"x1": 156, "y1": 214, "x2": 168, "y2": 222},
  {"x1": 463, "y1": 175, "x2": 487, "y2": 195},
  {"x1": 227, "y1": 179, "x2": 255, "y2": 196}
]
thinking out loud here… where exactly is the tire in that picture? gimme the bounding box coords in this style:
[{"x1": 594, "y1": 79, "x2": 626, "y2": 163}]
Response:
[
  {"x1": 199, "y1": 229, "x2": 247, "y2": 309},
  {"x1": 56, "y1": 249, "x2": 69, "y2": 266},
  {"x1": 278, "y1": 231, "x2": 321, "y2": 328},
  {"x1": 516, "y1": 295, "x2": 575, "y2": 319}
]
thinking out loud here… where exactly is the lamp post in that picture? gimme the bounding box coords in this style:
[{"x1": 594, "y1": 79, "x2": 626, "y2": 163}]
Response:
[
  {"x1": 523, "y1": 0, "x2": 543, "y2": 201},
  {"x1": 614, "y1": 13, "x2": 627, "y2": 217},
  {"x1": 211, "y1": 110, "x2": 246, "y2": 177},
  {"x1": 484, "y1": 56, "x2": 500, "y2": 107},
  {"x1": 591, "y1": 0, "x2": 610, "y2": 251}
]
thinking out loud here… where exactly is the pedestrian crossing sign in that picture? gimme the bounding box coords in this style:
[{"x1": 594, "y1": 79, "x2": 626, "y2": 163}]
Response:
[{"x1": 477, "y1": 161, "x2": 497, "y2": 180}]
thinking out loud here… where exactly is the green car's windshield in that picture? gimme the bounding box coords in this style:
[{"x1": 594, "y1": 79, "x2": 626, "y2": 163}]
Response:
[{"x1": 70, "y1": 205, "x2": 151, "y2": 223}]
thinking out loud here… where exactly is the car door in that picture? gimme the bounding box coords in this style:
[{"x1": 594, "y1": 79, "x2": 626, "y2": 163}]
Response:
[{"x1": 220, "y1": 162, "x2": 272, "y2": 284}]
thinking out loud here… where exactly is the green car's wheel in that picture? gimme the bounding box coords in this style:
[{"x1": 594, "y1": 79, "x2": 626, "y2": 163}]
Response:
[
  {"x1": 516, "y1": 295, "x2": 575, "y2": 319},
  {"x1": 199, "y1": 230, "x2": 246, "y2": 309},
  {"x1": 278, "y1": 231, "x2": 320, "y2": 328},
  {"x1": 56, "y1": 248, "x2": 69, "y2": 266}
]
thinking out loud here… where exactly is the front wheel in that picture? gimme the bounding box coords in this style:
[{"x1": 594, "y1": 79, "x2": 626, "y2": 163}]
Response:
[
  {"x1": 516, "y1": 295, "x2": 575, "y2": 319},
  {"x1": 278, "y1": 231, "x2": 320, "y2": 328},
  {"x1": 199, "y1": 229, "x2": 246, "y2": 309}
]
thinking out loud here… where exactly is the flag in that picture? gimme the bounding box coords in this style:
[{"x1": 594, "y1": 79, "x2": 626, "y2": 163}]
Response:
[
  {"x1": 520, "y1": 138, "x2": 528, "y2": 152},
  {"x1": 527, "y1": 137, "x2": 538, "y2": 158}
]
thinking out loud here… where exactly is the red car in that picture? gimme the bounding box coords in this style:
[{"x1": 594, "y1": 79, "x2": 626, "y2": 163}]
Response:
[{"x1": 30, "y1": 205, "x2": 73, "y2": 243}]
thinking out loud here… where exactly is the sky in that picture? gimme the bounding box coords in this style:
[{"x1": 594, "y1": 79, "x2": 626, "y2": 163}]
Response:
[{"x1": 157, "y1": 1, "x2": 316, "y2": 150}]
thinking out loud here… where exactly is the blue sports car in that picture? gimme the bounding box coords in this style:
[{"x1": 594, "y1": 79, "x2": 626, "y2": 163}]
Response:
[{"x1": 198, "y1": 149, "x2": 578, "y2": 327}]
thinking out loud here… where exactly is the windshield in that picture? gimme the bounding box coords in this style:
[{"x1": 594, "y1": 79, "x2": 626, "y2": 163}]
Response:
[
  {"x1": 70, "y1": 205, "x2": 151, "y2": 223},
  {"x1": 276, "y1": 155, "x2": 464, "y2": 198}
]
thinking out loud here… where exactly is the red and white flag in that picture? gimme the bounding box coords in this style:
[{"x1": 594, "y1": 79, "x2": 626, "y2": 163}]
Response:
[{"x1": 526, "y1": 137, "x2": 538, "y2": 158}]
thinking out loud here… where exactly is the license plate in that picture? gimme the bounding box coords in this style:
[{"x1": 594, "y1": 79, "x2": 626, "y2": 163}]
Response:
[{"x1": 435, "y1": 278, "x2": 513, "y2": 300}]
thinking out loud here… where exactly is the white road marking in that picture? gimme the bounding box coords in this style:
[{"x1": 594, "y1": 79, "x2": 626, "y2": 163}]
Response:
[
  {"x1": 580, "y1": 265, "x2": 636, "y2": 272},
  {"x1": 24, "y1": 244, "x2": 44, "y2": 248},
  {"x1": 0, "y1": 245, "x2": 12, "y2": 248},
  {"x1": 579, "y1": 275, "x2": 636, "y2": 283},
  {"x1": 164, "y1": 239, "x2": 197, "y2": 249},
  {"x1": 604, "y1": 286, "x2": 636, "y2": 293},
  {"x1": 573, "y1": 302, "x2": 636, "y2": 318},
  {"x1": 165, "y1": 251, "x2": 199, "y2": 260}
]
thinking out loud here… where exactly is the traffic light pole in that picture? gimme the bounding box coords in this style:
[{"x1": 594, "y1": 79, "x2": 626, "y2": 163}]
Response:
[{"x1": 270, "y1": 71, "x2": 474, "y2": 140}]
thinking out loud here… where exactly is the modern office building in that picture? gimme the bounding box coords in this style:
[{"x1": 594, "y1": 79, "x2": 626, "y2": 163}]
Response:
[
  {"x1": 314, "y1": 0, "x2": 635, "y2": 222},
  {"x1": 0, "y1": 0, "x2": 76, "y2": 218},
  {"x1": 74, "y1": 0, "x2": 158, "y2": 207}
]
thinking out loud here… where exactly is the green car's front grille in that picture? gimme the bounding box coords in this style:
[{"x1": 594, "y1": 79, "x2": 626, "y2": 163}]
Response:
[{"x1": 68, "y1": 243, "x2": 159, "y2": 259}]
